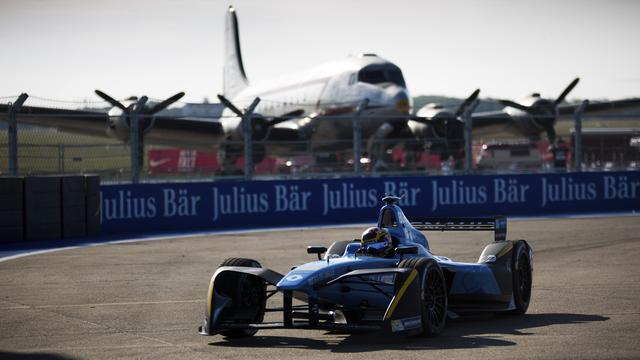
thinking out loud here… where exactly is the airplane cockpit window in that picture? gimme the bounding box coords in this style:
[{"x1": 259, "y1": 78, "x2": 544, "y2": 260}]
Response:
[
  {"x1": 358, "y1": 65, "x2": 406, "y2": 87},
  {"x1": 359, "y1": 68, "x2": 386, "y2": 84},
  {"x1": 381, "y1": 208, "x2": 398, "y2": 228},
  {"x1": 348, "y1": 73, "x2": 356, "y2": 85},
  {"x1": 387, "y1": 68, "x2": 405, "y2": 87}
]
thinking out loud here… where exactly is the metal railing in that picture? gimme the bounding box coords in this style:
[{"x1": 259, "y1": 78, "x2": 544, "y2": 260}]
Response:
[{"x1": 2, "y1": 95, "x2": 640, "y2": 183}]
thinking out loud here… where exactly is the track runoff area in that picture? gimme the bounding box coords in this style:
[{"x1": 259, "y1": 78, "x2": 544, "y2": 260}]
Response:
[{"x1": 1, "y1": 215, "x2": 639, "y2": 360}]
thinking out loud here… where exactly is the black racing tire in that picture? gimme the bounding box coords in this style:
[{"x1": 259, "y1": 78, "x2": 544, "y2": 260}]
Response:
[
  {"x1": 509, "y1": 241, "x2": 532, "y2": 315},
  {"x1": 219, "y1": 257, "x2": 262, "y2": 268},
  {"x1": 216, "y1": 257, "x2": 265, "y2": 338},
  {"x1": 398, "y1": 257, "x2": 448, "y2": 337},
  {"x1": 325, "y1": 240, "x2": 352, "y2": 259}
]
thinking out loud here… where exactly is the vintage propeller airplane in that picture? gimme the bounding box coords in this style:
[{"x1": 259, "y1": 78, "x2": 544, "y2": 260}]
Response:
[{"x1": 2, "y1": 6, "x2": 639, "y2": 172}]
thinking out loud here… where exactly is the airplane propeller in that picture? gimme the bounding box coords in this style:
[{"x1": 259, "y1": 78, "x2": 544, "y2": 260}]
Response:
[
  {"x1": 95, "y1": 90, "x2": 185, "y2": 116},
  {"x1": 453, "y1": 88, "x2": 481, "y2": 118},
  {"x1": 216, "y1": 94, "x2": 244, "y2": 117},
  {"x1": 217, "y1": 94, "x2": 305, "y2": 141},
  {"x1": 145, "y1": 92, "x2": 187, "y2": 115},
  {"x1": 95, "y1": 90, "x2": 127, "y2": 111},
  {"x1": 497, "y1": 77, "x2": 580, "y2": 145},
  {"x1": 218, "y1": 94, "x2": 273, "y2": 141},
  {"x1": 496, "y1": 99, "x2": 530, "y2": 112},
  {"x1": 410, "y1": 88, "x2": 481, "y2": 126},
  {"x1": 96, "y1": 89, "x2": 185, "y2": 136},
  {"x1": 217, "y1": 94, "x2": 305, "y2": 126},
  {"x1": 555, "y1": 77, "x2": 580, "y2": 106}
]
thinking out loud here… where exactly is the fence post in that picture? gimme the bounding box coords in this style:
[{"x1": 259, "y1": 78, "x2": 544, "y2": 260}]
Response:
[
  {"x1": 463, "y1": 99, "x2": 479, "y2": 174},
  {"x1": 243, "y1": 97, "x2": 261, "y2": 180},
  {"x1": 574, "y1": 100, "x2": 589, "y2": 172},
  {"x1": 7, "y1": 93, "x2": 28, "y2": 176},
  {"x1": 129, "y1": 96, "x2": 148, "y2": 184},
  {"x1": 58, "y1": 143, "x2": 65, "y2": 174},
  {"x1": 353, "y1": 99, "x2": 369, "y2": 174}
]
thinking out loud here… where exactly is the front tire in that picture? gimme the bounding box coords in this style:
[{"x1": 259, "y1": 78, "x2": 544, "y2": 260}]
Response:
[
  {"x1": 510, "y1": 241, "x2": 532, "y2": 314},
  {"x1": 398, "y1": 258, "x2": 448, "y2": 337},
  {"x1": 216, "y1": 257, "x2": 265, "y2": 338}
]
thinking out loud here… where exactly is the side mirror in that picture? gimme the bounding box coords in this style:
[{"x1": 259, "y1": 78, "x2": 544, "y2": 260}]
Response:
[
  {"x1": 395, "y1": 246, "x2": 418, "y2": 255},
  {"x1": 307, "y1": 246, "x2": 327, "y2": 260},
  {"x1": 395, "y1": 246, "x2": 417, "y2": 261}
]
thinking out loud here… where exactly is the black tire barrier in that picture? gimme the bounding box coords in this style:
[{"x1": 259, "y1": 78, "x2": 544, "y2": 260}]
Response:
[
  {"x1": 62, "y1": 176, "x2": 87, "y2": 239},
  {"x1": 0, "y1": 177, "x2": 24, "y2": 242},
  {"x1": 25, "y1": 176, "x2": 62, "y2": 241},
  {"x1": 0, "y1": 175, "x2": 100, "y2": 242},
  {"x1": 85, "y1": 175, "x2": 101, "y2": 237}
]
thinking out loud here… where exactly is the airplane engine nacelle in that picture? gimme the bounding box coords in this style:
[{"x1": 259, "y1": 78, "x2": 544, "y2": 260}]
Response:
[
  {"x1": 107, "y1": 109, "x2": 153, "y2": 141},
  {"x1": 227, "y1": 113, "x2": 270, "y2": 142},
  {"x1": 106, "y1": 112, "x2": 130, "y2": 141},
  {"x1": 219, "y1": 114, "x2": 271, "y2": 170},
  {"x1": 431, "y1": 114, "x2": 464, "y2": 160},
  {"x1": 413, "y1": 103, "x2": 465, "y2": 160}
]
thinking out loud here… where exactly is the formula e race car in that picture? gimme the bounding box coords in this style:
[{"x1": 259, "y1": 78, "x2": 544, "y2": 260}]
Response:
[{"x1": 198, "y1": 196, "x2": 533, "y2": 338}]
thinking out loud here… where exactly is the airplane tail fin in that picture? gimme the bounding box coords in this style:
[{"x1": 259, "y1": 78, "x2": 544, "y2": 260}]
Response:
[{"x1": 223, "y1": 6, "x2": 249, "y2": 99}]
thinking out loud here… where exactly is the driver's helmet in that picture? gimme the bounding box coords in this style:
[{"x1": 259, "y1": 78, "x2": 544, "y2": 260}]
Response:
[{"x1": 360, "y1": 227, "x2": 392, "y2": 253}]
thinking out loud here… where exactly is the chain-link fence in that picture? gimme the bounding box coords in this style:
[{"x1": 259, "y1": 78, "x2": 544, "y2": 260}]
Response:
[{"x1": 2, "y1": 95, "x2": 639, "y2": 183}]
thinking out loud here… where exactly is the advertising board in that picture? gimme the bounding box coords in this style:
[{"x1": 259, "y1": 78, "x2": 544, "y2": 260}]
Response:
[{"x1": 100, "y1": 171, "x2": 640, "y2": 234}]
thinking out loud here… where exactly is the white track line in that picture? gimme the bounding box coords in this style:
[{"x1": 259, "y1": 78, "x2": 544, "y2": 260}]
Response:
[
  {"x1": 0, "y1": 299, "x2": 202, "y2": 310},
  {"x1": 1, "y1": 212, "x2": 637, "y2": 263}
]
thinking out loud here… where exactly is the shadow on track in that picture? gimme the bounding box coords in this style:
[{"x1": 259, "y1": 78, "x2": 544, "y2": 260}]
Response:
[
  {"x1": 0, "y1": 352, "x2": 75, "y2": 360},
  {"x1": 208, "y1": 313, "x2": 608, "y2": 352}
]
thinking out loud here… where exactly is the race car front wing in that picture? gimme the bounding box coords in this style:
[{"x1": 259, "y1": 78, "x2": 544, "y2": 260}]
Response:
[{"x1": 198, "y1": 266, "x2": 424, "y2": 336}]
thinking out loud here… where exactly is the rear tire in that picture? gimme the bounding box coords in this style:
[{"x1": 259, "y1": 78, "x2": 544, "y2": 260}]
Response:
[
  {"x1": 398, "y1": 258, "x2": 448, "y2": 337},
  {"x1": 510, "y1": 241, "x2": 532, "y2": 315},
  {"x1": 216, "y1": 257, "x2": 265, "y2": 338}
]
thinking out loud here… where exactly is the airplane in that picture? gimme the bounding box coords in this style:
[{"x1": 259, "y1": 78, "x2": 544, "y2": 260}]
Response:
[
  {"x1": 2, "y1": 5, "x2": 639, "y2": 172},
  {"x1": 0, "y1": 6, "x2": 416, "y2": 172}
]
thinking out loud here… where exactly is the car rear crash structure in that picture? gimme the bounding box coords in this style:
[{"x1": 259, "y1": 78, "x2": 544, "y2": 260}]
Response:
[{"x1": 198, "y1": 196, "x2": 533, "y2": 338}]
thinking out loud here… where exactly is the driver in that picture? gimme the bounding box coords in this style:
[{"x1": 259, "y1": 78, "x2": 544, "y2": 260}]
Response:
[{"x1": 359, "y1": 227, "x2": 393, "y2": 257}]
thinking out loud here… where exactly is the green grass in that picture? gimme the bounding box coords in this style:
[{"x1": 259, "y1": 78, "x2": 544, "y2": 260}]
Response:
[{"x1": 0, "y1": 129, "x2": 137, "y2": 177}]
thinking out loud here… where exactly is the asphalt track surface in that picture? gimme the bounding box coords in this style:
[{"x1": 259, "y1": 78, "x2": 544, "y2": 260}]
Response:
[{"x1": 1, "y1": 216, "x2": 639, "y2": 360}]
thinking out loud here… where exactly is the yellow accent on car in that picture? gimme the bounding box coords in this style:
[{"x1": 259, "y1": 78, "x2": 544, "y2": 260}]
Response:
[
  {"x1": 496, "y1": 242, "x2": 513, "y2": 258},
  {"x1": 384, "y1": 269, "x2": 418, "y2": 320}
]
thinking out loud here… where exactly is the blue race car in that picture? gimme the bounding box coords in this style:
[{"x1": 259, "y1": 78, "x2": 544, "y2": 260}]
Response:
[{"x1": 198, "y1": 196, "x2": 533, "y2": 338}]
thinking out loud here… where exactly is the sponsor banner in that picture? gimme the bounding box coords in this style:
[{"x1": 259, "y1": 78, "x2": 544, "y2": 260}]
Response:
[
  {"x1": 100, "y1": 171, "x2": 640, "y2": 234},
  {"x1": 148, "y1": 149, "x2": 219, "y2": 174}
]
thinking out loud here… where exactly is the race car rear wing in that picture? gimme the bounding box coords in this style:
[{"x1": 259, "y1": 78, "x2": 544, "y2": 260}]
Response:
[{"x1": 409, "y1": 216, "x2": 507, "y2": 242}]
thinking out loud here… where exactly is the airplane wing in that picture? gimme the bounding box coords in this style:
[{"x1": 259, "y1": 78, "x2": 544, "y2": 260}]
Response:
[
  {"x1": 0, "y1": 104, "x2": 226, "y2": 145},
  {"x1": 471, "y1": 110, "x2": 514, "y2": 128},
  {"x1": 266, "y1": 115, "x2": 311, "y2": 142},
  {"x1": 558, "y1": 98, "x2": 640, "y2": 118},
  {"x1": 468, "y1": 97, "x2": 640, "y2": 134},
  {"x1": 0, "y1": 104, "x2": 109, "y2": 138},
  {"x1": 469, "y1": 111, "x2": 519, "y2": 136},
  {"x1": 144, "y1": 116, "x2": 226, "y2": 145}
]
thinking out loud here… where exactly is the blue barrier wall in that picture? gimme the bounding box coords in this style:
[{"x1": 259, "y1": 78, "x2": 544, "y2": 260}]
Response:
[{"x1": 100, "y1": 171, "x2": 640, "y2": 234}]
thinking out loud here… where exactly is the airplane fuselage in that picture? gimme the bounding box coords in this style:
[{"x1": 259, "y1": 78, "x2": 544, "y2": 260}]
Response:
[{"x1": 221, "y1": 54, "x2": 411, "y2": 151}]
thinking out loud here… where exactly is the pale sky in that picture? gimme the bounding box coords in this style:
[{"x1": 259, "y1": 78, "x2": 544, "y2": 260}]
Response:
[{"x1": 1, "y1": 0, "x2": 639, "y2": 105}]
